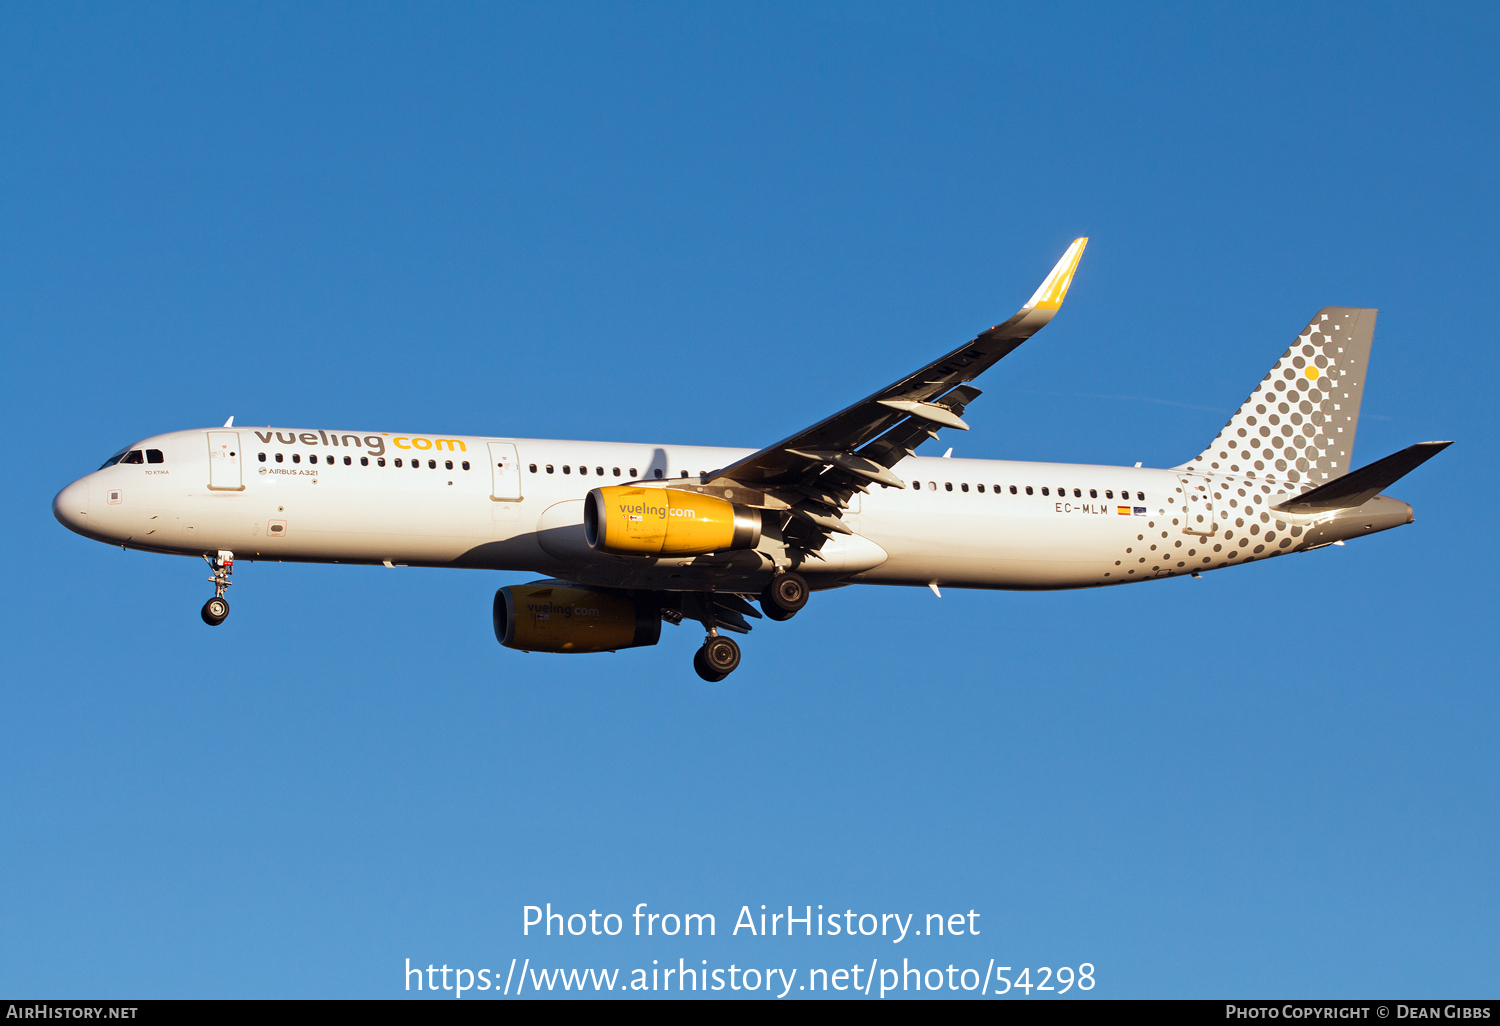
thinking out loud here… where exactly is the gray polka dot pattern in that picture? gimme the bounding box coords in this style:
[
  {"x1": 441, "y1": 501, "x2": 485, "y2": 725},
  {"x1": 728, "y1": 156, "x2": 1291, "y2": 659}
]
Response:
[
  {"x1": 1178, "y1": 307, "x2": 1374, "y2": 489},
  {"x1": 1096, "y1": 307, "x2": 1377, "y2": 586}
]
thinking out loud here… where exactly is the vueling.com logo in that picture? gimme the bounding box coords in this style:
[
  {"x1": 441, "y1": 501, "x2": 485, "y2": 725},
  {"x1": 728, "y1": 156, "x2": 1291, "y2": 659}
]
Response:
[
  {"x1": 615, "y1": 501, "x2": 696, "y2": 521},
  {"x1": 251, "y1": 430, "x2": 469, "y2": 459}
]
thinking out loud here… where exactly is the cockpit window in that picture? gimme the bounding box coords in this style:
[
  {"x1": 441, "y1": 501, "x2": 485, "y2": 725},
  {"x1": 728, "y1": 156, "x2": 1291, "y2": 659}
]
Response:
[
  {"x1": 146, "y1": 449, "x2": 164, "y2": 464},
  {"x1": 99, "y1": 448, "x2": 130, "y2": 469},
  {"x1": 119, "y1": 450, "x2": 145, "y2": 465}
]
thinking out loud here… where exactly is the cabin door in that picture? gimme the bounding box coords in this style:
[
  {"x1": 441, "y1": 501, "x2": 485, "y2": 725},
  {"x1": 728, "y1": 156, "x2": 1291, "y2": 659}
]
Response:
[
  {"x1": 489, "y1": 442, "x2": 523, "y2": 502},
  {"x1": 207, "y1": 431, "x2": 244, "y2": 491}
]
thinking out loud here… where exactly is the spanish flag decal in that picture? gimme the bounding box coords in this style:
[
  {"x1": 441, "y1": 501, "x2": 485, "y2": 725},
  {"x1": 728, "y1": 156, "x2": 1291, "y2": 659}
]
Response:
[{"x1": 1117, "y1": 506, "x2": 1132, "y2": 515}]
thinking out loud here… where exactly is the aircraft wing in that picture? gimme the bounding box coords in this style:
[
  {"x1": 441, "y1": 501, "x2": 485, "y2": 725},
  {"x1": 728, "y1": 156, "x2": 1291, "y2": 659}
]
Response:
[{"x1": 706, "y1": 238, "x2": 1087, "y2": 548}]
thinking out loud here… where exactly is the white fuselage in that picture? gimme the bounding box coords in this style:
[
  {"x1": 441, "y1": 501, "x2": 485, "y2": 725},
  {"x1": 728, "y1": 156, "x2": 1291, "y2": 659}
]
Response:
[{"x1": 53, "y1": 426, "x2": 1412, "y2": 594}]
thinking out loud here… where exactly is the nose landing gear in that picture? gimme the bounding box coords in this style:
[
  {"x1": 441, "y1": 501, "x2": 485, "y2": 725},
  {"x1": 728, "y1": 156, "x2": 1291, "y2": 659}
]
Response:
[{"x1": 200, "y1": 550, "x2": 233, "y2": 626}]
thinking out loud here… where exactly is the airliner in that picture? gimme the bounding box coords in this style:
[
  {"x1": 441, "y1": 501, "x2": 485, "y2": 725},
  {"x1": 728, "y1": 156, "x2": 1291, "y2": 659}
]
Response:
[{"x1": 53, "y1": 240, "x2": 1449, "y2": 680}]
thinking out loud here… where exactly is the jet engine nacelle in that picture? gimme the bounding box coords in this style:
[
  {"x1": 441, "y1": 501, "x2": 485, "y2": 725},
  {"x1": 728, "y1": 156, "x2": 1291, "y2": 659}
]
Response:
[
  {"x1": 494, "y1": 583, "x2": 662, "y2": 654},
  {"x1": 584, "y1": 486, "x2": 762, "y2": 556}
]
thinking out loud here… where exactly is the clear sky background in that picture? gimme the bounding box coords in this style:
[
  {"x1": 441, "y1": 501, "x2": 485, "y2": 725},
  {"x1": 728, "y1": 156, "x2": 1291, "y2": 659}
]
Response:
[{"x1": 2, "y1": 1, "x2": 1496, "y2": 999}]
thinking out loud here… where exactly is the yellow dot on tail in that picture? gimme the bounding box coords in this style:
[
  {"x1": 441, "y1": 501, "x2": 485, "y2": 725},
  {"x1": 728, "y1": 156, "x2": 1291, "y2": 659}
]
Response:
[{"x1": 1305, "y1": 366, "x2": 1320, "y2": 380}]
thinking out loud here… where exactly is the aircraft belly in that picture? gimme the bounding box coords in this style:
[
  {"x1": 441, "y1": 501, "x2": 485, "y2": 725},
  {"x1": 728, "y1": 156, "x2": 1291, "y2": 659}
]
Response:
[{"x1": 854, "y1": 506, "x2": 1141, "y2": 589}]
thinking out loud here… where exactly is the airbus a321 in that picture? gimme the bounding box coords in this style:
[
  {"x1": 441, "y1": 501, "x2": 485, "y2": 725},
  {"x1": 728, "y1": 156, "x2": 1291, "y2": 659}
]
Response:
[{"x1": 53, "y1": 240, "x2": 1449, "y2": 680}]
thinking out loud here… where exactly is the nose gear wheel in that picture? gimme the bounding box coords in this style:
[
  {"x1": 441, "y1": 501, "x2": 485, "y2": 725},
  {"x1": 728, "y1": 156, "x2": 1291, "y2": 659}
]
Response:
[{"x1": 201, "y1": 596, "x2": 229, "y2": 626}]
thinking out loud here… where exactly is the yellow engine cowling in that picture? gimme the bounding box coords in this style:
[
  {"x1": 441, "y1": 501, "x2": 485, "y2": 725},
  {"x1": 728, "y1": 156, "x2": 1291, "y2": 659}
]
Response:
[
  {"x1": 494, "y1": 583, "x2": 662, "y2": 654},
  {"x1": 584, "y1": 486, "x2": 762, "y2": 556}
]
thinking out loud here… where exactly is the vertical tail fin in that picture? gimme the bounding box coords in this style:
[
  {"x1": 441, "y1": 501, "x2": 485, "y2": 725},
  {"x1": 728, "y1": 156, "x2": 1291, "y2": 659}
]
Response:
[{"x1": 1178, "y1": 307, "x2": 1376, "y2": 488}]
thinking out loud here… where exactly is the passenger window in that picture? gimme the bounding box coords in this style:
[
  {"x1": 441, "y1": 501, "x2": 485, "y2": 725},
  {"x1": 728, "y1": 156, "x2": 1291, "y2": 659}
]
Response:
[
  {"x1": 1137, "y1": 491, "x2": 1145, "y2": 501},
  {"x1": 1009, "y1": 485, "x2": 1017, "y2": 494},
  {"x1": 293, "y1": 454, "x2": 301, "y2": 464},
  {"x1": 961, "y1": 483, "x2": 970, "y2": 492},
  {"x1": 682, "y1": 470, "x2": 689, "y2": 478},
  {"x1": 1074, "y1": 488, "x2": 1081, "y2": 498},
  {"x1": 258, "y1": 453, "x2": 266, "y2": 463},
  {"x1": 977, "y1": 484, "x2": 984, "y2": 493},
  {"x1": 428, "y1": 459, "x2": 436, "y2": 469},
  {"x1": 412, "y1": 460, "x2": 420, "y2": 470},
  {"x1": 563, "y1": 465, "x2": 571, "y2": 474},
  {"x1": 1041, "y1": 487, "x2": 1049, "y2": 496},
  {"x1": 579, "y1": 466, "x2": 587, "y2": 475},
  {"x1": 344, "y1": 456, "x2": 352, "y2": 466},
  {"x1": 928, "y1": 482, "x2": 936, "y2": 490},
  {"x1": 945, "y1": 482, "x2": 953, "y2": 492},
  {"x1": 361, "y1": 457, "x2": 369, "y2": 466},
  {"x1": 1089, "y1": 489, "x2": 1097, "y2": 498},
  {"x1": 445, "y1": 460, "x2": 453, "y2": 470},
  {"x1": 529, "y1": 464, "x2": 537, "y2": 473},
  {"x1": 654, "y1": 469, "x2": 663, "y2": 479},
  {"x1": 1105, "y1": 490, "x2": 1113, "y2": 499},
  {"x1": 546, "y1": 465, "x2": 554, "y2": 474},
  {"x1": 1025, "y1": 486, "x2": 1033, "y2": 495},
  {"x1": 120, "y1": 450, "x2": 145, "y2": 464},
  {"x1": 146, "y1": 449, "x2": 165, "y2": 464},
  {"x1": 629, "y1": 468, "x2": 637, "y2": 477},
  {"x1": 596, "y1": 467, "x2": 604, "y2": 476},
  {"x1": 377, "y1": 458, "x2": 385, "y2": 467},
  {"x1": 461, "y1": 461, "x2": 470, "y2": 470},
  {"x1": 275, "y1": 453, "x2": 283, "y2": 463},
  {"x1": 913, "y1": 481, "x2": 921, "y2": 490},
  {"x1": 394, "y1": 458, "x2": 402, "y2": 467},
  {"x1": 613, "y1": 467, "x2": 621, "y2": 477}
]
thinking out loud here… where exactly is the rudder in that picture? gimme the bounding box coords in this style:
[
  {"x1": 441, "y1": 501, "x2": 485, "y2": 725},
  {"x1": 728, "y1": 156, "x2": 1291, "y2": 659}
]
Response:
[{"x1": 1178, "y1": 307, "x2": 1375, "y2": 489}]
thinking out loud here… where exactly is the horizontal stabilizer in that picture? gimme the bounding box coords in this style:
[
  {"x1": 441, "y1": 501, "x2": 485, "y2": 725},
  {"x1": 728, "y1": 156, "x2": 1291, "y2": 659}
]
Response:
[{"x1": 1273, "y1": 441, "x2": 1452, "y2": 513}]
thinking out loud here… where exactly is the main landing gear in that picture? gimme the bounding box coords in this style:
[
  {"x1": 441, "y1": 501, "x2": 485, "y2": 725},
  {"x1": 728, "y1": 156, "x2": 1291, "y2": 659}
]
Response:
[
  {"x1": 688, "y1": 572, "x2": 810, "y2": 682},
  {"x1": 693, "y1": 633, "x2": 741, "y2": 682},
  {"x1": 200, "y1": 550, "x2": 233, "y2": 626},
  {"x1": 760, "y1": 571, "x2": 808, "y2": 621}
]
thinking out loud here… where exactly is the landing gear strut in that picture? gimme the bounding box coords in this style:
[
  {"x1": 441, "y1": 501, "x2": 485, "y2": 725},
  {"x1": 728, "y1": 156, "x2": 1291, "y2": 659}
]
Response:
[
  {"x1": 694, "y1": 633, "x2": 741, "y2": 682},
  {"x1": 201, "y1": 550, "x2": 233, "y2": 626},
  {"x1": 760, "y1": 571, "x2": 808, "y2": 621}
]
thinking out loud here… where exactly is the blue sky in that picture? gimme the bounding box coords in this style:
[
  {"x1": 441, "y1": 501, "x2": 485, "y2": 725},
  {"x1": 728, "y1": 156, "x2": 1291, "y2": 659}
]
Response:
[{"x1": 2, "y1": 1, "x2": 1496, "y2": 999}]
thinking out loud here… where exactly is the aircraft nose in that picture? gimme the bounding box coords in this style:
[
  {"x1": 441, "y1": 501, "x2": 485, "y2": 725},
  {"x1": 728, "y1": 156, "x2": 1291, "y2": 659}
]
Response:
[{"x1": 53, "y1": 477, "x2": 91, "y2": 535}]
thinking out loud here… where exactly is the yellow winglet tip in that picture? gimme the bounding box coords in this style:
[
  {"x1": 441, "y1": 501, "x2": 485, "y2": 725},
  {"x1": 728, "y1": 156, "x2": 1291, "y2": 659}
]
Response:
[{"x1": 1026, "y1": 237, "x2": 1088, "y2": 311}]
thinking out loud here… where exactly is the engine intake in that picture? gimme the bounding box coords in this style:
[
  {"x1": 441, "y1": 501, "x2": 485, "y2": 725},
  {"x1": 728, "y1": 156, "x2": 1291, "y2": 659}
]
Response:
[
  {"x1": 494, "y1": 583, "x2": 662, "y2": 654},
  {"x1": 584, "y1": 486, "x2": 761, "y2": 556}
]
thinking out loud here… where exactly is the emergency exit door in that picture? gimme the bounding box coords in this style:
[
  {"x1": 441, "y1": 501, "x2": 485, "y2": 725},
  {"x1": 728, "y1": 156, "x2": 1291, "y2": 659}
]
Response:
[
  {"x1": 488, "y1": 442, "x2": 522, "y2": 501},
  {"x1": 207, "y1": 431, "x2": 244, "y2": 491}
]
